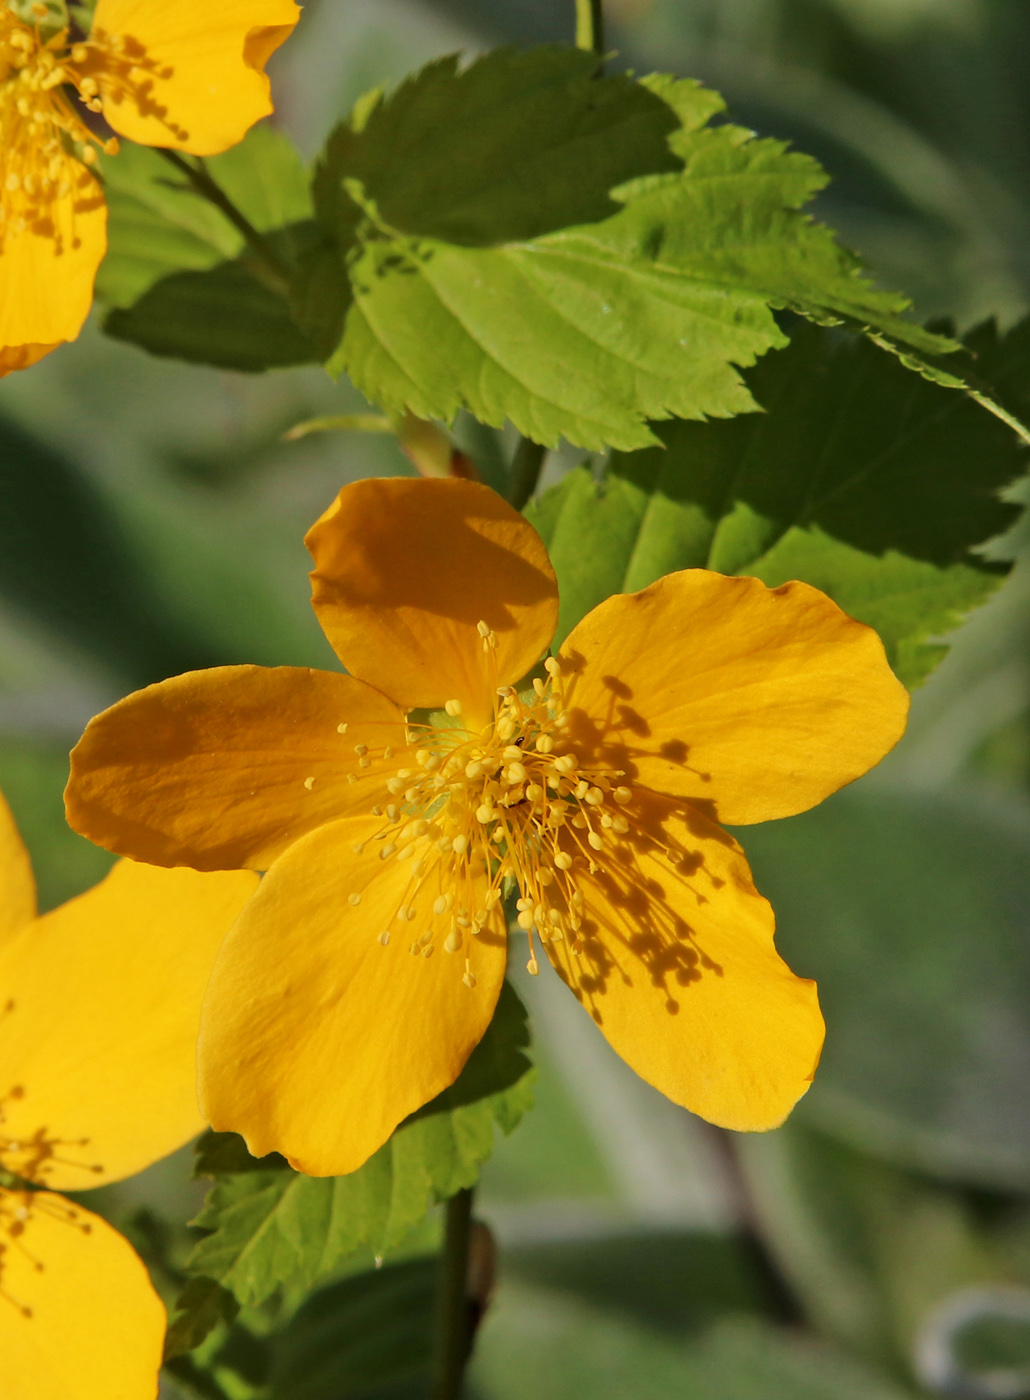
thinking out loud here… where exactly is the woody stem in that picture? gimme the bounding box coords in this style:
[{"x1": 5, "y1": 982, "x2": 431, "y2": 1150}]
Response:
[
  {"x1": 430, "y1": 1187, "x2": 476, "y2": 1400},
  {"x1": 156, "y1": 149, "x2": 293, "y2": 291}
]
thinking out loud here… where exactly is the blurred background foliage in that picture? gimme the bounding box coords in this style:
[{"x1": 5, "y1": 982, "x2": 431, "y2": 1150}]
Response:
[{"x1": 7, "y1": 0, "x2": 1030, "y2": 1395}]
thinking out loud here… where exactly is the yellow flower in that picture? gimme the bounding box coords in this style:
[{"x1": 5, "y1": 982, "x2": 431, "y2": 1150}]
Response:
[
  {"x1": 0, "y1": 0, "x2": 300, "y2": 376},
  {"x1": 65, "y1": 477, "x2": 909, "y2": 1178},
  {"x1": 0, "y1": 789, "x2": 257, "y2": 1399}
]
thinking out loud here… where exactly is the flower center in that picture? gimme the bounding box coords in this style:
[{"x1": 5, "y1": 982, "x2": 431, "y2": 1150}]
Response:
[
  {"x1": 0, "y1": 8, "x2": 114, "y2": 253},
  {"x1": 347, "y1": 625, "x2": 636, "y2": 984}
]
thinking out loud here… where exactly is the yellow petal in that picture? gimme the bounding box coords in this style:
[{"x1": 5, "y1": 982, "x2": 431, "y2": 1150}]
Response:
[
  {"x1": 548, "y1": 793, "x2": 823, "y2": 1131},
  {"x1": 561, "y1": 570, "x2": 909, "y2": 825},
  {"x1": 199, "y1": 814, "x2": 508, "y2": 1176},
  {"x1": 0, "y1": 172, "x2": 106, "y2": 359},
  {"x1": 0, "y1": 1186, "x2": 164, "y2": 1400},
  {"x1": 0, "y1": 860, "x2": 257, "y2": 1191},
  {"x1": 89, "y1": 0, "x2": 300, "y2": 155},
  {"x1": 307, "y1": 478, "x2": 559, "y2": 725},
  {"x1": 66, "y1": 665, "x2": 407, "y2": 871},
  {"x1": 0, "y1": 790, "x2": 35, "y2": 942}
]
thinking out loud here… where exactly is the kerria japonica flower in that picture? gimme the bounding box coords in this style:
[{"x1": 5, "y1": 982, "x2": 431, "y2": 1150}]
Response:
[
  {"x1": 0, "y1": 789, "x2": 255, "y2": 1400},
  {"x1": 65, "y1": 477, "x2": 909, "y2": 1178},
  {"x1": 0, "y1": 0, "x2": 299, "y2": 376}
]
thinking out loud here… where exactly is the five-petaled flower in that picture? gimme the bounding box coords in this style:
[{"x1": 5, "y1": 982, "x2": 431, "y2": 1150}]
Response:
[
  {"x1": 0, "y1": 0, "x2": 300, "y2": 376},
  {"x1": 65, "y1": 477, "x2": 909, "y2": 1178},
  {"x1": 0, "y1": 788, "x2": 256, "y2": 1400}
]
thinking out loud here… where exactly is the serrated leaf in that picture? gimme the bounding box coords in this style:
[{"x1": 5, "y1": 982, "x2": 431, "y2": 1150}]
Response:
[
  {"x1": 186, "y1": 982, "x2": 534, "y2": 1307},
  {"x1": 528, "y1": 318, "x2": 1026, "y2": 685},
  {"x1": 268, "y1": 1258, "x2": 436, "y2": 1400},
  {"x1": 316, "y1": 50, "x2": 955, "y2": 452}
]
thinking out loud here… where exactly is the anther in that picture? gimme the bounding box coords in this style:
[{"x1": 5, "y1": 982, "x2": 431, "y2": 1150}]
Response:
[
  {"x1": 505, "y1": 762, "x2": 527, "y2": 785},
  {"x1": 533, "y1": 678, "x2": 546, "y2": 697},
  {"x1": 452, "y1": 834, "x2": 468, "y2": 855},
  {"x1": 517, "y1": 910, "x2": 534, "y2": 930},
  {"x1": 588, "y1": 831, "x2": 604, "y2": 851},
  {"x1": 444, "y1": 931, "x2": 462, "y2": 953},
  {"x1": 614, "y1": 786, "x2": 632, "y2": 805},
  {"x1": 337, "y1": 722, "x2": 349, "y2": 734},
  {"x1": 433, "y1": 895, "x2": 452, "y2": 916},
  {"x1": 476, "y1": 620, "x2": 491, "y2": 637},
  {"x1": 544, "y1": 657, "x2": 560, "y2": 676},
  {"x1": 444, "y1": 699, "x2": 463, "y2": 716},
  {"x1": 348, "y1": 893, "x2": 361, "y2": 906},
  {"x1": 527, "y1": 957, "x2": 540, "y2": 975},
  {"x1": 304, "y1": 776, "x2": 315, "y2": 790},
  {"x1": 535, "y1": 734, "x2": 554, "y2": 753},
  {"x1": 380, "y1": 843, "x2": 397, "y2": 859},
  {"x1": 378, "y1": 931, "x2": 390, "y2": 946}
]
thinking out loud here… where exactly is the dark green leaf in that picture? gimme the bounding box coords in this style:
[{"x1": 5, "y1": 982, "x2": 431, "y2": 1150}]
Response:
[
  {"x1": 268, "y1": 1258, "x2": 435, "y2": 1400},
  {"x1": 104, "y1": 257, "x2": 320, "y2": 372},
  {"x1": 317, "y1": 52, "x2": 955, "y2": 452},
  {"x1": 314, "y1": 47, "x2": 681, "y2": 247},
  {"x1": 164, "y1": 1279, "x2": 240, "y2": 1362},
  {"x1": 529, "y1": 318, "x2": 1026, "y2": 684},
  {"x1": 186, "y1": 983, "x2": 534, "y2": 1306},
  {"x1": 742, "y1": 786, "x2": 1030, "y2": 1190}
]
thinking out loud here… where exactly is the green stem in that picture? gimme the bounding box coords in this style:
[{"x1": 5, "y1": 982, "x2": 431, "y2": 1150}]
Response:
[
  {"x1": 430, "y1": 1188, "x2": 475, "y2": 1400},
  {"x1": 157, "y1": 149, "x2": 293, "y2": 291},
  {"x1": 575, "y1": 0, "x2": 605, "y2": 54},
  {"x1": 506, "y1": 438, "x2": 548, "y2": 511}
]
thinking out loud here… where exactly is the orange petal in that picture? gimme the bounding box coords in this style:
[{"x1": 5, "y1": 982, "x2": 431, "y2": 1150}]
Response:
[
  {"x1": 0, "y1": 859, "x2": 257, "y2": 1191},
  {"x1": 560, "y1": 570, "x2": 909, "y2": 826},
  {"x1": 199, "y1": 814, "x2": 508, "y2": 1176},
  {"x1": 66, "y1": 665, "x2": 408, "y2": 871},
  {"x1": 89, "y1": 0, "x2": 300, "y2": 155},
  {"x1": 0, "y1": 1187, "x2": 164, "y2": 1400},
  {"x1": 0, "y1": 171, "x2": 106, "y2": 360},
  {"x1": 0, "y1": 790, "x2": 36, "y2": 942},
  {"x1": 307, "y1": 478, "x2": 559, "y2": 725},
  {"x1": 0, "y1": 343, "x2": 59, "y2": 378},
  {"x1": 548, "y1": 793, "x2": 824, "y2": 1130}
]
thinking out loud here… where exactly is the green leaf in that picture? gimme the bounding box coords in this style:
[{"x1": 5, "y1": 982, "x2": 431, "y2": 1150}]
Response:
[
  {"x1": 528, "y1": 318, "x2": 1026, "y2": 684},
  {"x1": 97, "y1": 125, "x2": 313, "y2": 308},
  {"x1": 104, "y1": 257, "x2": 321, "y2": 372},
  {"x1": 268, "y1": 1258, "x2": 436, "y2": 1400},
  {"x1": 741, "y1": 786, "x2": 1030, "y2": 1190},
  {"x1": 97, "y1": 126, "x2": 320, "y2": 372},
  {"x1": 164, "y1": 1279, "x2": 240, "y2": 1362},
  {"x1": 186, "y1": 982, "x2": 534, "y2": 1307},
  {"x1": 316, "y1": 50, "x2": 955, "y2": 452}
]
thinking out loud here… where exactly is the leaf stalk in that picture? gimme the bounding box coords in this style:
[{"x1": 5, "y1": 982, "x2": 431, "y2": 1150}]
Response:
[
  {"x1": 575, "y1": 0, "x2": 605, "y2": 54},
  {"x1": 156, "y1": 149, "x2": 293, "y2": 292}
]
